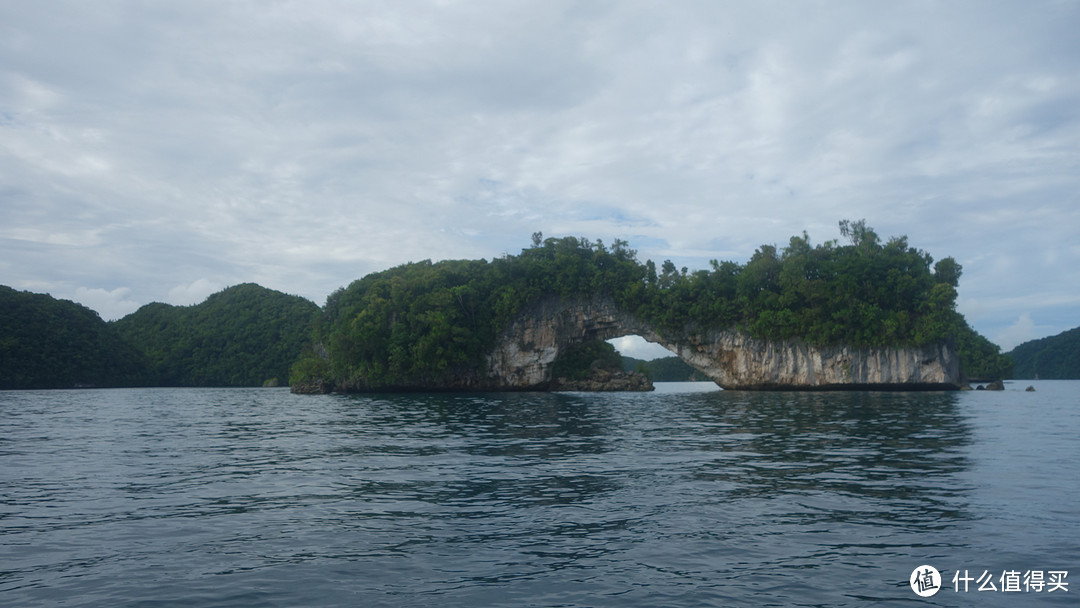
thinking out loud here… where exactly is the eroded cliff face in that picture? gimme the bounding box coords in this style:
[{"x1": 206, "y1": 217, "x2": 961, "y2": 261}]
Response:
[
  {"x1": 667, "y1": 329, "x2": 960, "y2": 390},
  {"x1": 485, "y1": 296, "x2": 655, "y2": 389},
  {"x1": 484, "y1": 296, "x2": 962, "y2": 390}
]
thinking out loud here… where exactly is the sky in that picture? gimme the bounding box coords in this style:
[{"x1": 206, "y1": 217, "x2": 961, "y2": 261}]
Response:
[{"x1": 2, "y1": 1, "x2": 1078, "y2": 359}]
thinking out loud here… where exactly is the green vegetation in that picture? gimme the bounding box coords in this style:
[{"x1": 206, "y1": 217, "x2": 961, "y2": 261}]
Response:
[
  {"x1": 2, "y1": 283, "x2": 320, "y2": 390},
  {"x1": 114, "y1": 284, "x2": 320, "y2": 387},
  {"x1": 634, "y1": 220, "x2": 960, "y2": 346},
  {"x1": 0, "y1": 286, "x2": 152, "y2": 389},
  {"x1": 621, "y1": 355, "x2": 706, "y2": 382},
  {"x1": 953, "y1": 325, "x2": 1014, "y2": 380},
  {"x1": 551, "y1": 340, "x2": 624, "y2": 381},
  {"x1": 1009, "y1": 326, "x2": 1080, "y2": 379},
  {"x1": 294, "y1": 238, "x2": 645, "y2": 390},
  {"x1": 294, "y1": 221, "x2": 1011, "y2": 390}
]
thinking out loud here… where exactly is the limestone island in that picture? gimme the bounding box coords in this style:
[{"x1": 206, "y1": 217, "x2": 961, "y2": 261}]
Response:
[{"x1": 291, "y1": 223, "x2": 1010, "y2": 393}]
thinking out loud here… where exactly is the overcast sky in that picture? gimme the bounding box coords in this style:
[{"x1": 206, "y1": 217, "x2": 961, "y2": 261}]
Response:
[{"x1": 2, "y1": 1, "x2": 1078, "y2": 358}]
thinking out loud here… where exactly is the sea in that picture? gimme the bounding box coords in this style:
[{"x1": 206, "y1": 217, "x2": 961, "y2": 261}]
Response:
[{"x1": 1, "y1": 381, "x2": 1077, "y2": 607}]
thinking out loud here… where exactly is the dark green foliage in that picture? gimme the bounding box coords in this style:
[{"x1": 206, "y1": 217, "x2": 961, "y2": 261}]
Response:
[
  {"x1": 114, "y1": 284, "x2": 320, "y2": 387},
  {"x1": 311, "y1": 258, "x2": 499, "y2": 389},
  {"x1": 720, "y1": 229, "x2": 945, "y2": 347},
  {"x1": 952, "y1": 322, "x2": 1013, "y2": 380},
  {"x1": 1009, "y1": 326, "x2": 1080, "y2": 379},
  {"x1": 551, "y1": 340, "x2": 623, "y2": 381},
  {"x1": 0, "y1": 286, "x2": 152, "y2": 389},
  {"x1": 621, "y1": 355, "x2": 704, "y2": 382},
  {"x1": 631, "y1": 224, "x2": 964, "y2": 352}
]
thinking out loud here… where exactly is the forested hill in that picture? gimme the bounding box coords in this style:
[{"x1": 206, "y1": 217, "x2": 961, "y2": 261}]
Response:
[
  {"x1": 1008, "y1": 326, "x2": 1080, "y2": 379},
  {"x1": 292, "y1": 221, "x2": 1013, "y2": 391},
  {"x1": 621, "y1": 356, "x2": 706, "y2": 382},
  {"x1": 0, "y1": 286, "x2": 152, "y2": 389},
  {"x1": 113, "y1": 284, "x2": 320, "y2": 387}
]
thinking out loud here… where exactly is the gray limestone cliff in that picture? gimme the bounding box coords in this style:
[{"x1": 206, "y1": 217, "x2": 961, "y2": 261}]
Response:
[
  {"x1": 484, "y1": 296, "x2": 961, "y2": 391},
  {"x1": 667, "y1": 329, "x2": 960, "y2": 390}
]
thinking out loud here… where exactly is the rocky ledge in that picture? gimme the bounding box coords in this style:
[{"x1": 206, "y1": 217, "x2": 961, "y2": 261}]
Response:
[
  {"x1": 549, "y1": 367, "x2": 653, "y2": 392},
  {"x1": 290, "y1": 378, "x2": 333, "y2": 395}
]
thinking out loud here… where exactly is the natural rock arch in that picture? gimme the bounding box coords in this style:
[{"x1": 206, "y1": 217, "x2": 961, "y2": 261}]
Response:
[{"x1": 485, "y1": 296, "x2": 961, "y2": 390}]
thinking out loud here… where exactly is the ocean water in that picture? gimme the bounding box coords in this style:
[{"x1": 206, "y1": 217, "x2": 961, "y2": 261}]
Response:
[{"x1": 1, "y1": 381, "x2": 1077, "y2": 606}]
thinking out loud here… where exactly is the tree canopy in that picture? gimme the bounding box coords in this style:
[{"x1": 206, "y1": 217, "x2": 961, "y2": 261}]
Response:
[
  {"x1": 621, "y1": 355, "x2": 705, "y2": 382},
  {"x1": 1008, "y1": 326, "x2": 1080, "y2": 379},
  {"x1": 0, "y1": 286, "x2": 152, "y2": 389},
  {"x1": 114, "y1": 283, "x2": 320, "y2": 387},
  {"x1": 551, "y1": 340, "x2": 624, "y2": 382}
]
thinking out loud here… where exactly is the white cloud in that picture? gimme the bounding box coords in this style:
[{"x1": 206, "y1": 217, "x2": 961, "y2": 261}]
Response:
[
  {"x1": 608, "y1": 336, "x2": 676, "y2": 361},
  {"x1": 167, "y1": 279, "x2": 222, "y2": 307},
  {"x1": 994, "y1": 313, "x2": 1058, "y2": 353},
  {"x1": 73, "y1": 286, "x2": 141, "y2": 321}
]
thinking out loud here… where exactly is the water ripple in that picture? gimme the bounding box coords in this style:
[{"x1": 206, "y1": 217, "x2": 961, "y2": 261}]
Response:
[{"x1": 2, "y1": 384, "x2": 1078, "y2": 606}]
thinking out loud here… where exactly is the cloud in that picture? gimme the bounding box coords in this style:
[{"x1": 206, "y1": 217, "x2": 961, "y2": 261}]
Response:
[
  {"x1": 994, "y1": 313, "x2": 1060, "y2": 353},
  {"x1": 167, "y1": 279, "x2": 222, "y2": 307},
  {"x1": 73, "y1": 286, "x2": 141, "y2": 321},
  {"x1": 994, "y1": 314, "x2": 1031, "y2": 353},
  {"x1": 608, "y1": 336, "x2": 676, "y2": 361},
  {"x1": 0, "y1": 1, "x2": 1078, "y2": 347}
]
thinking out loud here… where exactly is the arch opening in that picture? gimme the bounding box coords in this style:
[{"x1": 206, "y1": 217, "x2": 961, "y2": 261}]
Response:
[
  {"x1": 608, "y1": 335, "x2": 675, "y2": 361},
  {"x1": 607, "y1": 334, "x2": 719, "y2": 388}
]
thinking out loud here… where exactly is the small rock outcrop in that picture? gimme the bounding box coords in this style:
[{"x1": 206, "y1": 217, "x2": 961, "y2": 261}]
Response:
[
  {"x1": 550, "y1": 367, "x2": 653, "y2": 392},
  {"x1": 290, "y1": 378, "x2": 333, "y2": 394}
]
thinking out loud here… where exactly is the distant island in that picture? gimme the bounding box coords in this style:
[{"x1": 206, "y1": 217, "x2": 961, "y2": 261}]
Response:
[
  {"x1": 1008, "y1": 327, "x2": 1080, "y2": 379},
  {"x1": 112, "y1": 284, "x2": 320, "y2": 387},
  {"x1": 1, "y1": 221, "x2": 1024, "y2": 391},
  {"x1": 622, "y1": 355, "x2": 707, "y2": 382},
  {"x1": 0, "y1": 284, "x2": 318, "y2": 390}
]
